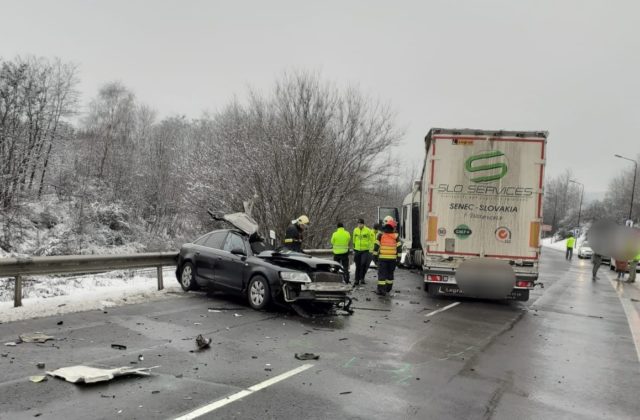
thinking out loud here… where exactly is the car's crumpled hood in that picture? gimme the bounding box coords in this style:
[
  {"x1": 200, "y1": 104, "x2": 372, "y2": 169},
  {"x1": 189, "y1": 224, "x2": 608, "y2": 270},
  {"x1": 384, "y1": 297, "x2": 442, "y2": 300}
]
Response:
[
  {"x1": 223, "y1": 213, "x2": 259, "y2": 236},
  {"x1": 257, "y1": 250, "x2": 340, "y2": 269}
]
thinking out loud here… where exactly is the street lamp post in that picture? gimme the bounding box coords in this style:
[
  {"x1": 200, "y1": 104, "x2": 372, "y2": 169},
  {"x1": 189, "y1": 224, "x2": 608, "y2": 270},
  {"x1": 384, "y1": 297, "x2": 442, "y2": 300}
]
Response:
[
  {"x1": 614, "y1": 154, "x2": 638, "y2": 222},
  {"x1": 569, "y1": 179, "x2": 584, "y2": 234}
]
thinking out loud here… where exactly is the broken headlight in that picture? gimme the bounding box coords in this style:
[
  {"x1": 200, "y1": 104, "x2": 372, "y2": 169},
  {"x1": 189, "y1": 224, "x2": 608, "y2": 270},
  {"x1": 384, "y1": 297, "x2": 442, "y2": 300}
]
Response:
[{"x1": 280, "y1": 271, "x2": 311, "y2": 283}]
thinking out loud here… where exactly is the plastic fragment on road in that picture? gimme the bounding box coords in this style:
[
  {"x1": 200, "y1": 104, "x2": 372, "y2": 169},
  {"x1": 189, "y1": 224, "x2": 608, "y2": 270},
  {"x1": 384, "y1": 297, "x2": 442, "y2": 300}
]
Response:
[
  {"x1": 111, "y1": 344, "x2": 127, "y2": 350},
  {"x1": 195, "y1": 334, "x2": 211, "y2": 350},
  {"x1": 4, "y1": 342, "x2": 17, "y2": 347},
  {"x1": 19, "y1": 333, "x2": 55, "y2": 343},
  {"x1": 295, "y1": 353, "x2": 320, "y2": 361},
  {"x1": 233, "y1": 313, "x2": 243, "y2": 317},
  {"x1": 29, "y1": 375, "x2": 47, "y2": 383},
  {"x1": 47, "y1": 365, "x2": 158, "y2": 384}
]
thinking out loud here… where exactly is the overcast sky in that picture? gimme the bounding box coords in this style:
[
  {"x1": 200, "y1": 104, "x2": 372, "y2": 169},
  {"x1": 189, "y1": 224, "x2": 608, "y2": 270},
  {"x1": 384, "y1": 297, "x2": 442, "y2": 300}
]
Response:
[{"x1": 1, "y1": 0, "x2": 638, "y2": 194}]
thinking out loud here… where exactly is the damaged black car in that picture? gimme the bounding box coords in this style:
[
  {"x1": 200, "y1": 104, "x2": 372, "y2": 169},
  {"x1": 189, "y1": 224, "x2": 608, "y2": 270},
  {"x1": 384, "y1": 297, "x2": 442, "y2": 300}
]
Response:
[{"x1": 176, "y1": 213, "x2": 352, "y2": 314}]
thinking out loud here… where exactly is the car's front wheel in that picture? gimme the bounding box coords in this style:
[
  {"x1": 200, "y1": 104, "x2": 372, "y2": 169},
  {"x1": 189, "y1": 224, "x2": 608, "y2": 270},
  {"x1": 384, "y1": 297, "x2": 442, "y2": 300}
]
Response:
[
  {"x1": 179, "y1": 262, "x2": 198, "y2": 292},
  {"x1": 247, "y1": 275, "x2": 271, "y2": 310}
]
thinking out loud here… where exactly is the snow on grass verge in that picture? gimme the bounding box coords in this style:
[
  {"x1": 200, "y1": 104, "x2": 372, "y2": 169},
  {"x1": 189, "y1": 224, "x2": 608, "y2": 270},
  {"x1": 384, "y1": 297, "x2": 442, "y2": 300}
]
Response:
[
  {"x1": 541, "y1": 237, "x2": 567, "y2": 252},
  {"x1": 0, "y1": 267, "x2": 182, "y2": 323}
]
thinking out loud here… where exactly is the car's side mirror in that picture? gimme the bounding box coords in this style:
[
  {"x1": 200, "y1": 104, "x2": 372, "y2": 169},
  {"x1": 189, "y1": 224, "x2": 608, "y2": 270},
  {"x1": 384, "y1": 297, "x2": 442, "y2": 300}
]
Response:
[{"x1": 231, "y1": 248, "x2": 247, "y2": 256}]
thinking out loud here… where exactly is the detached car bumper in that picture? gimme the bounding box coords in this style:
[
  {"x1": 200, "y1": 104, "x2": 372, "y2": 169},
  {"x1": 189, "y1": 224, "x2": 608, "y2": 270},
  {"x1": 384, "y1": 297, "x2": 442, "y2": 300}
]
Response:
[{"x1": 282, "y1": 282, "x2": 352, "y2": 303}]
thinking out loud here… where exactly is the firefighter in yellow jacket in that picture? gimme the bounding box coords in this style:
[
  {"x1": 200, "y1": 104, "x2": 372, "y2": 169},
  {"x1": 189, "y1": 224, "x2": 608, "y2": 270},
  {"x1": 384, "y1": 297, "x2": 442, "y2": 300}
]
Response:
[{"x1": 372, "y1": 216, "x2": 402, "y2": 296}]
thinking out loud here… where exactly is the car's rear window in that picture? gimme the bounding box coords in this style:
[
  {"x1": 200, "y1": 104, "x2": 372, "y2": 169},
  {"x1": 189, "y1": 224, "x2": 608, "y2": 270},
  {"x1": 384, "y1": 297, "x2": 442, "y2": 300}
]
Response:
[
  {"x1": 203, "y1": 231, "x2": 227, "y2": 249},
  {"x1": 193, "y1": 233, "x2": 210, "y2": 245}
]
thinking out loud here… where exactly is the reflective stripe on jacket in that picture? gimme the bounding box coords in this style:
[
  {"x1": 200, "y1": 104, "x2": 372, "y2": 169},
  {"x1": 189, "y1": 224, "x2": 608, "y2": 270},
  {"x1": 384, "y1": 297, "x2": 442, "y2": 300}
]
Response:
[
  {"x1": 353, "y1": 226, "x2": 372, "y2": 251},
  {"x1": 284, "y1": 224, "x2": 303, "y2": 251},
  {"x1": 331, "y1": 228, "x2": 351, "y2": 255},
  {"x1": 373, "y1": 232, "x2": 401, "y2": 260}
]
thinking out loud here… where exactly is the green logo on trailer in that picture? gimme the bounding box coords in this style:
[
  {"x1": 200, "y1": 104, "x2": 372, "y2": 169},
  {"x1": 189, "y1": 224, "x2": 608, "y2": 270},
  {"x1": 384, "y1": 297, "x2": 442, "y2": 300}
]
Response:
[
  {"x1": 454, "y1": 224, "x2": 472, "y2": 239},
  {"x1": 465, "y1": 150, "x2": 508, "y2": 183}
]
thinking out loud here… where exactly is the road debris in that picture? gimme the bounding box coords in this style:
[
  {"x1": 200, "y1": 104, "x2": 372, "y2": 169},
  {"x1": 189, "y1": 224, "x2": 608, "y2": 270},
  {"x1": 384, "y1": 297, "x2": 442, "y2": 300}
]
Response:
[
  {"x1": 295, "y1": 353, "x2": 320, "y2": 361},
  {"x1": 57, "y1": 321, "x2": 64, "y2": 325},
  {"x1": 29, "y1": 375, "x2": 47, "y2": 383},
  {"x1": 233, "y1": 313, "x2": 243, "y2": 317},
  {"x1": 47, "y1": 365, "x2": 158, "y2": 384},
  {"x1": 20, "y1": 333, "x2": 55, "y2": 343},
  {"x1": 352, "y1": 307, "x2": 391, "y2": 312},
  {"x1": 4, "y1": 342, "x2": 17, "y2": 347},
  {"x1": 151, "y1": 390, "x2": 160, "y2": 394},
  {"x1": 339, "y1": 391, "x2": 352, "y2": 395},
  {"x1": 138, "y1": 355, "x2": 144, "y2": 361},
  {"x1": 111, "y1": 344, "x2": 127, "y2": 350},
  {"x1": 37, "y1": 363, "x2": 45, "y2": 369},
  {"x1": 195, "y1": 334, "x2": 211, "y2": 350},
  {"x1": 208, "y1": 309, "x2": 222, "y2": 313},
  {"x1": 339, "y1": 338, "x2": 348, "y2": 341}
]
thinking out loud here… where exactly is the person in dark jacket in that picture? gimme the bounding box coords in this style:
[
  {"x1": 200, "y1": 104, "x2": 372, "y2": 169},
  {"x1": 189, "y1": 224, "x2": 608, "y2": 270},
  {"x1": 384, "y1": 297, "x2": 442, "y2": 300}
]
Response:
[{"x1": 283, "y1": 215, "x2": 309, "y2": 252}]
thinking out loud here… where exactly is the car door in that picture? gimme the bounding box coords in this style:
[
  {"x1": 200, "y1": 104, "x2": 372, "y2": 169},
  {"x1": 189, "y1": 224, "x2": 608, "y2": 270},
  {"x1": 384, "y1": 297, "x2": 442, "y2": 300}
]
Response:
[
  {"x1": 195, "y1": 231, "x2": 228, "y2": 285},
  {"x1": 216, "y1": 232, "x2": 250, "y2": 293}
]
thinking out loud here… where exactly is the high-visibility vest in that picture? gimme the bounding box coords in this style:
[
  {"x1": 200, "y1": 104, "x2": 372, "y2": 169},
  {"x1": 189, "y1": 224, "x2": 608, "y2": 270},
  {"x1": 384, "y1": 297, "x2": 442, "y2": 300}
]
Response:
[
  {"x1": 634, "y1": 252, "x2": 640, "y2": 262},
  {"x1": 331, "y1": 228, "x2": 350, "y2": 255},
  {"x1": 353, "y1": 226, "x2": 372, "y2": 251},
  {"x1": 566, "y1": 237, "x2": 575, "y2": 249},
  {"x1": 369, "y1": 229, "x2": 378, "y2": 252},
  {"x1": 378, "y1": 232, "x2": 399, "y2": 259}
]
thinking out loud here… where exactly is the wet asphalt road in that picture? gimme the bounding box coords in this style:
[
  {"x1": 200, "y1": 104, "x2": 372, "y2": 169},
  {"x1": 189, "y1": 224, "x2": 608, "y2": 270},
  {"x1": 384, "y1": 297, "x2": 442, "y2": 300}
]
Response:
[{"x1": 1, "y1": 250, "x2": 639, "y2": 420}]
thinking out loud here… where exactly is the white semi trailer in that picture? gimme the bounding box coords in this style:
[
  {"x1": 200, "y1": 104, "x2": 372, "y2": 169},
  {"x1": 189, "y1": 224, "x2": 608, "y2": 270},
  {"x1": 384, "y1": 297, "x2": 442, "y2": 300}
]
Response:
[{"x1": 399, "y1": 128, "x2": 547, "y2": 301}]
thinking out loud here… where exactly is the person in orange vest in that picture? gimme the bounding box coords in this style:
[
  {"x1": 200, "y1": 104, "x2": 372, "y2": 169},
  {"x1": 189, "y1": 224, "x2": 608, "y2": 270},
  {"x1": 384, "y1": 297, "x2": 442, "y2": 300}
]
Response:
[{"x1": 372, "y1": 216, "x2": 402, "y2": 296}]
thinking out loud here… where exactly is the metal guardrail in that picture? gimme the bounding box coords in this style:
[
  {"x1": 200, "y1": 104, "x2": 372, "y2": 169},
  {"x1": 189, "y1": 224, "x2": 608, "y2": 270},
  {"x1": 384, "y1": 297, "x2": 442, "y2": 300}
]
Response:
[
  {"x1": 0, "y1": 249, "x2": 336, "y2": 308},
  {"x1": 0, "y1": 252, "x2": 178, "y2": 307}
]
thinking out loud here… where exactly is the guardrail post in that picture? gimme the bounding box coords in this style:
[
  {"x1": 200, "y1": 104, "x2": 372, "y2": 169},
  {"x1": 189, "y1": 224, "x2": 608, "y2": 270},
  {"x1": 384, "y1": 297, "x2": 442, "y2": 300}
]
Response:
[
  {"x1": 157, "y1": 266, "x2": 164, "y2": 291},
  {"x1": 14, "y1": 275, "x2": 22, "y2": 307}
]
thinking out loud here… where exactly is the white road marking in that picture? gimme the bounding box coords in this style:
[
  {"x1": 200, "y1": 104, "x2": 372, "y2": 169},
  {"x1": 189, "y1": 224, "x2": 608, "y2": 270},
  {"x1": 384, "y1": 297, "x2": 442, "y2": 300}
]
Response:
[
  {"x1": 173, "y1": 363, "x2": 314, "y2": 420},
  {"x1": 608, "y1": 278, "x2": 640, "y2": 364},
  {"x1": 425, "y1": 301, "x2": 460, "y2": 317}
]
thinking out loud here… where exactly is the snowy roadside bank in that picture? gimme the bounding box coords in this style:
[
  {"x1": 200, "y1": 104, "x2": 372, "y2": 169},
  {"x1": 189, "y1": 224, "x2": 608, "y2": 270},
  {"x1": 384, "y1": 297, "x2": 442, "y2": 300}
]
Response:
[
  {"x1": 541, "y1": 237, "x2": 567, "y2": 252},
  {"x1": 0, "y1": 267, "x2": 182, "y2": 323}
]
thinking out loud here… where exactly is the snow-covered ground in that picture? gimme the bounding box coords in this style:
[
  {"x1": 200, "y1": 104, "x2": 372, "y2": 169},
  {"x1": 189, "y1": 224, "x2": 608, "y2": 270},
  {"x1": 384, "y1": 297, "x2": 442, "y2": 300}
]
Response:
[
  {"x1": 541, "y1": 234, "x2": 588, "y2": 252},
  {"x1": 0, "y1": 267, "x2": 181, "y2": 323},
  {"x1": 541, "y1": 237, "x2": 567, "y2": 251}
]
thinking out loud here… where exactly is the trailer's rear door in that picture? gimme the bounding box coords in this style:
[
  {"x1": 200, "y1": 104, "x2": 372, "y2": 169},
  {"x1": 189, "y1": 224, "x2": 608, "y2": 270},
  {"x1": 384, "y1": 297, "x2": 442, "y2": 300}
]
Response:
[{"x1": 424, "y1": 134, "x2": 545, "y2": 260}]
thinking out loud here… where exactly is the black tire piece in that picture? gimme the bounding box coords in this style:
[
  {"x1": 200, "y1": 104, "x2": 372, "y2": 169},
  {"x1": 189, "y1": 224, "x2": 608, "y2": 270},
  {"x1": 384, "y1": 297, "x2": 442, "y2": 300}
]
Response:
[{"x1": 247, "y1": 275, "x2": 271, "y2": 310}]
